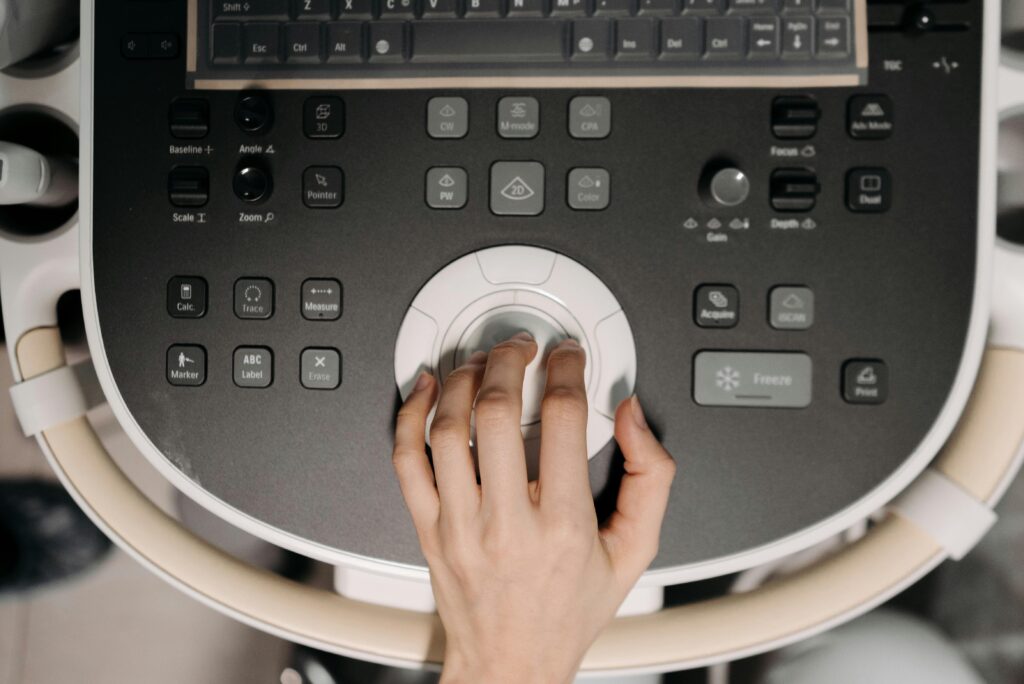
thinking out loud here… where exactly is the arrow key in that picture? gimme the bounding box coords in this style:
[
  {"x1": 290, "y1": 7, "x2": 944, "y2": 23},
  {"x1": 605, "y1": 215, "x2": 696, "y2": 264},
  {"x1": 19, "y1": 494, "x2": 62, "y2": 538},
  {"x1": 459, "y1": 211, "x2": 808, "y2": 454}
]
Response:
[
  {"x1": 782, "y1": 16, "x2": 813, "y2": 58},
  {"x1": 749, "y1": 18, "x2": 780, "y2": 58},
  {"x1": 817, "y1": 16, "x2": 848, "y2": 58}
]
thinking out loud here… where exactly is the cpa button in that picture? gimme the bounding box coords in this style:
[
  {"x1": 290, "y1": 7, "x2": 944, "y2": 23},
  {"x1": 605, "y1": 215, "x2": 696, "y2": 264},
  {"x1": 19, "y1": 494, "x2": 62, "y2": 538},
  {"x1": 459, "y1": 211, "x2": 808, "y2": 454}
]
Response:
[
  {"x1": 843, "y1": 360, "x2": 888, "y2": 404},
  {"x1": 302, "y1": 278, "x2": 343, "y2": 320},
  {"x1": 694, "y1": 285, "x2": 739, "y2": 328},
  {"x1": 167, "y1": 277, "x2": 207, "y2": 318}
]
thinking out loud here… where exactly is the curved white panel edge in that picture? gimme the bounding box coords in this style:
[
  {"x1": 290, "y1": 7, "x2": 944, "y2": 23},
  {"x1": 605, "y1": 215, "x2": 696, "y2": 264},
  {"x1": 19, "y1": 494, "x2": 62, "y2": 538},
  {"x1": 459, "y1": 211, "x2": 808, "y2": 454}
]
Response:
[{"x1": 74, "y1": 0, "x2": 1000, "y2": 591}]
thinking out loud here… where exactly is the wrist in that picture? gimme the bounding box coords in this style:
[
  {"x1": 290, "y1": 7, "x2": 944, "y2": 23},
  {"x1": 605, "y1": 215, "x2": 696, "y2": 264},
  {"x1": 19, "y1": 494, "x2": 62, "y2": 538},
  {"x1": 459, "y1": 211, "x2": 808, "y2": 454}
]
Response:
[{"x1": 440, "y1": 645, "x2": 580, "y2": 684}]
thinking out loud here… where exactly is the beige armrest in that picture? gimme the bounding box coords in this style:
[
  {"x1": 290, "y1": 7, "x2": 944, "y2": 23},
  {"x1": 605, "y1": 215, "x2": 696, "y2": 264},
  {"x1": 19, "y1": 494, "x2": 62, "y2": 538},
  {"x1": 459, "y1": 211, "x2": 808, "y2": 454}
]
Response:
[{"x1": 16, "y1": 327, "x2": 1024, "y2": 673}]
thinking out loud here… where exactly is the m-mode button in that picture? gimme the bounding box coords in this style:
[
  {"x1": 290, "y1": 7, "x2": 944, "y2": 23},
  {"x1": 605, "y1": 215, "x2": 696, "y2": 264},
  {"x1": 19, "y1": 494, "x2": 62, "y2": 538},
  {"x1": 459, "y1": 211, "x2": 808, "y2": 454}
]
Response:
[{"x1": 694, "y1": 351, "x2": 812, "y2": 408}]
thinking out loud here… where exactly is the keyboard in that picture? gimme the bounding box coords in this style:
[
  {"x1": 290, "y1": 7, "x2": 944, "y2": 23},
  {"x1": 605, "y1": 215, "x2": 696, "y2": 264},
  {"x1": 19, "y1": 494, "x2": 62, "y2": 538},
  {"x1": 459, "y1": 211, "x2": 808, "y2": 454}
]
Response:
[{"x1": 189, "y1": 0, "x2": 868, "y2": 88}]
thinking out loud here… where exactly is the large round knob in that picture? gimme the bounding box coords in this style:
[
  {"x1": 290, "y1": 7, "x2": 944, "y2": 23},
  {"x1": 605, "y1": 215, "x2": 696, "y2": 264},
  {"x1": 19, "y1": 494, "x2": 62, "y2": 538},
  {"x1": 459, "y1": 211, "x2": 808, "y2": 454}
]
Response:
[
  {"x1": 233, "y1": 165, "x2": 272, "y2": 203},
  {"x1": 234, "y1": 94, "x2": 274, "y2": 134},
  {"x1": 706, "y1": 167, "x2": 751, "y2": 207}
]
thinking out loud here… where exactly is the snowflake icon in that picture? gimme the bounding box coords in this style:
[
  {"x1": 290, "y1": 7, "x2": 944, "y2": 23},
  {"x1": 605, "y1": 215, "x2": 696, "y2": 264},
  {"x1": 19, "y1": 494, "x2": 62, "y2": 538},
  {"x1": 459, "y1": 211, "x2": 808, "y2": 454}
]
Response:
[{"x1": 716, "y1": 366, "x2": 741, "y2": 392}]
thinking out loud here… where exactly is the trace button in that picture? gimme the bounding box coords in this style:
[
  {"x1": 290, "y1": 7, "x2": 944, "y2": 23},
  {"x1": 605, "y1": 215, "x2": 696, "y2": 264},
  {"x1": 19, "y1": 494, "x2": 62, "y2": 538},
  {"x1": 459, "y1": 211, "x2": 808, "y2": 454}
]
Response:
[
  {"x1": 302, "y1": 278, "x2": 343, "y2": 320},
  {"x1": 234, "y1": 278, "x2": 275, "y2": 319}
]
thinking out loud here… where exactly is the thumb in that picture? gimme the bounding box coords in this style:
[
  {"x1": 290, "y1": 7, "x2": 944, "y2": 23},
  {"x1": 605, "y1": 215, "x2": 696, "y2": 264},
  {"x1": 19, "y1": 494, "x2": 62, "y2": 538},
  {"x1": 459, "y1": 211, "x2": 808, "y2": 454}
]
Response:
[{"x1": 601, "y1": 396, "x2": 677, "y2": 583}]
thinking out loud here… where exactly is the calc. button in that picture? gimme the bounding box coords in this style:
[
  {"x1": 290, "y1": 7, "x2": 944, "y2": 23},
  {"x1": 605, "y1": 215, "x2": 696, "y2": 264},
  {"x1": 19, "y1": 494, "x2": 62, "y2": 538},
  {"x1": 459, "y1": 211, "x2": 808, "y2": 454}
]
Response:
[{"x1": 167, "y1": 277, "x2": 207, "y2": 319}]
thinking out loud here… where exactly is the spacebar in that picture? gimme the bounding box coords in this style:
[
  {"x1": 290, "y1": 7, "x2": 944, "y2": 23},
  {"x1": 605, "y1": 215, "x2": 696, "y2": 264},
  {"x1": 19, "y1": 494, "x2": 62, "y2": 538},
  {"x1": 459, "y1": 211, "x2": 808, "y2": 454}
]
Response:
[{"x1": 411, "y1": 21, "x2": 567, "y2": 63}]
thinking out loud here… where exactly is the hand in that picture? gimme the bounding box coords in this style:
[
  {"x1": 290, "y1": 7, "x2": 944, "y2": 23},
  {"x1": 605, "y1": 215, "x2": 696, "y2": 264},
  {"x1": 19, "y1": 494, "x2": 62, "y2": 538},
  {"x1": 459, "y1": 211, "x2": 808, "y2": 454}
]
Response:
[{"x1": 392, "y1": 334, "x2": 677, "y2": 684}]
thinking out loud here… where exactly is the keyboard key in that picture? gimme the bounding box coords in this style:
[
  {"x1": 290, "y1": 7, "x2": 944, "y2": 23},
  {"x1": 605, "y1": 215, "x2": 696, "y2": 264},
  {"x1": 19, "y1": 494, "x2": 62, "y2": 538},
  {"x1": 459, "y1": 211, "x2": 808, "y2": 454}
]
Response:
[
  {"x1": 338, "y1": 0, "x2": 375, "y2": 18},
  {"x1": 421, "y1": 0, "x2": 461, "y2": 17},
  {"x1": 817, "y1": 16, "x2": 848, "y2": 57},
  {"x1": 412, "y1": 21, "x2": 565, "y2": 62},
  {"x1": 816, "y1": 0, "x2": 846, "y2": 12},
  {"x1": 782, "y1": 0, "x2": 814, "y2": 10},
  {"x1": 683, "y1": 0, "x2": 723, "y2": 13},
  {"x1": 615, "y1": 18, "x2": 655, "y2": 59},
  {"x1": 285, "y1": 22, "x2": 322, "y2": 62},
  {"x1": 244, "y1": 23, "x2": 282, "y2": 63},
  {"x1": 211, "y1": 22, "x2": 243, "y2": 64},
  {"x1": 368, "y1": 22, "x2": 407, "y2": 61},
  {"x1": 749, "y1": 17, "x2": 780, "y2": 57},
  {"x1": 464, "y1": 0, "x2": 504, "y2": 15},
  {"x1": 326, "y1": 21, "x2": 364, "y2": 61},
  {"x1": 213, "y1": 0, "x2": 289, "y2": 20},
  {"x1": 782, "y1": 16, "x2": 813, "y2": 57},
  {"x1": 293, "y1": 0, "x2": 332, "y2": 18},
  {"x1": 705, "y1": 16, "x2": 744, "y2": 58},
  {"x1": 380, "y1": 0, "x2": 417, "y2": 19},
  {"x1": 572, "y1": 19, "x2": 612, "y2": 60},
  {"x1": 551, "y1": 0, "x2": 588, "y2": 14},
  {"x1": 729, "y1": 0, "x2": 777, "y2": 12},
  {"x1": 594, "y1": 0, "x2": 635, "y2": 15},
  {"x1": 507, "y1": 0, "x2": 547, "y2": 16},
  {"x1": 637, "y1": 0, "x2": 677, "y2": 14},
  {"x1": 659, "y1": 16, "x2": 702, "y2": 58}
]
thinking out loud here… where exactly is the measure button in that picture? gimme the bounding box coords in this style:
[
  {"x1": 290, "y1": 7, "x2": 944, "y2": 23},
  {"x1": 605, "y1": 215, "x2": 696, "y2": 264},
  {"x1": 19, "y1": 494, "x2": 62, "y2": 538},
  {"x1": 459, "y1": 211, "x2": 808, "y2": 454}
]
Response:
[
  {"x1": 302, "y1": 279, "x2": 343, "y2": 320},
  {"x1": 694, "y1": 351, "x2": 812, "y2": 408}
]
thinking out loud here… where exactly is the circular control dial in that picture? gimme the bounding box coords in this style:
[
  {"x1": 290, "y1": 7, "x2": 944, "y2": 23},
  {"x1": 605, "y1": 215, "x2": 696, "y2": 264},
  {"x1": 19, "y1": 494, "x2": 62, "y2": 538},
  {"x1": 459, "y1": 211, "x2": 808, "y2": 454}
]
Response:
[
  {"x1": 233, "y1": 165, "x2": 272, "y2": 203},
  {"x1": 706, "y1": 167, "x2": 751, "y2": 207}
]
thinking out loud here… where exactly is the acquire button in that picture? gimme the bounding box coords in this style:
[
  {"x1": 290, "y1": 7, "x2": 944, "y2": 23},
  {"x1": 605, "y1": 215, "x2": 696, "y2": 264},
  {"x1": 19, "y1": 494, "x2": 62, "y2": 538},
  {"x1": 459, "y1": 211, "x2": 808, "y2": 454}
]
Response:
[
  {"x1": 302, "y1": 278, "x2": 343, "y2": 320},
  {"x1": 694, "y1": 351, "x2": 812, "y2": 408},
  {"x1": 694, "y1": 285, "x2": 739, "y2": 328}
]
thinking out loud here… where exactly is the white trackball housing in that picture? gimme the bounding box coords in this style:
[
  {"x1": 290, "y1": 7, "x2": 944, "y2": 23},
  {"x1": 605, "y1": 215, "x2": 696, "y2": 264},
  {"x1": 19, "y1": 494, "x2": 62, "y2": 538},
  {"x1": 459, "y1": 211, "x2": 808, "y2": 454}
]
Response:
[
  {"x1": 394, "y1": 246, "x2": 637, "y2": 474},
  {"x1": 0, "y1": 141, "x2": 77, "y2": 208}
]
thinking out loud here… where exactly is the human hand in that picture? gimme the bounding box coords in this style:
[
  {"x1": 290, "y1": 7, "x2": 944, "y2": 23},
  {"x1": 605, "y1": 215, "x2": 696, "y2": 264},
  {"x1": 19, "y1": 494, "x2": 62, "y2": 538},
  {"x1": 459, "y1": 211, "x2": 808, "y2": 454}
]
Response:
[{"x1": 393, "y1": 333, "x2": 676, "y2": 684}]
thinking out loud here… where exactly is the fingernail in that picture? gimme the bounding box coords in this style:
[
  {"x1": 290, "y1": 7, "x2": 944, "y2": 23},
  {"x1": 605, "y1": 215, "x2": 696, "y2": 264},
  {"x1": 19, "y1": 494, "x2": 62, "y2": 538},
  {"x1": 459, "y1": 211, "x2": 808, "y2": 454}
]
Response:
[
  {"x1": 414, "y1": 371, "x2": 433, "y2": 392},
  {"x1": 557, "y1": 337, "x2": 580, "y2": 349},
  {"x1": 468, "y1": 350, "x2": 488, "y2": 364},
  {"x1": 512, "y1": 331, "x2": 535, "y2": 342},
  {"x1": 630, "y1": 395, "x2": 648, "y2": 430}
]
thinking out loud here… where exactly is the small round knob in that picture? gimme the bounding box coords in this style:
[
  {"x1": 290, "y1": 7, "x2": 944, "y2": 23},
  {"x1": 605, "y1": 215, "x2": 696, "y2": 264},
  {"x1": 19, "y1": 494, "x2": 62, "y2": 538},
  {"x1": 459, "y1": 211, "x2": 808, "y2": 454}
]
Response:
[
  {"x1": 234, "y1": 165, "x2": 272, "y2": 203},
  {"x1": 235, "y1": 94, "x2": 274, "y2": 134},
  {"x1": 707, "y1": 167, "x2": 751, "y2": 207}
]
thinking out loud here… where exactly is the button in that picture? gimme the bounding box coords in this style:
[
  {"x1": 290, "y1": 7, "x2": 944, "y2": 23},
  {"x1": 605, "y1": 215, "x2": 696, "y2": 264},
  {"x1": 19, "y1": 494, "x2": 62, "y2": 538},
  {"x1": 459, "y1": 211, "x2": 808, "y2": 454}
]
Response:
[
  {"x1": 567, "y1": 168, "x2": 611, "y2": 210},
  {"x1": 211, "y1": 23, "x2": 243, "y2": 64},
  {"x1": 214, "y1": 0, "x2": 289, "y2": 19},
  {"x1": 423, "y1": 0, "x2": 460, "y2": 17},
  {"x1": 569, "y1": 96, "x2": 612, "y2": 139},
  {"x1": 234, "y1": 347, "x2": 274, "y2": 388},
  {"x1": 769, "y1": 286, "x2": 814, "y2": 330},
  {"x1": 705, "y1": 17, "x2": 745, "y2": 58},
  {"x1": 639, "y1": 0, "x2": 677, "y2": 13},
  {"x1": 782, "y1": 16, "x2": 813, "y2": 57},
  {"x1": 168, "y1": 167, "x2": 209, "y2": 207},
  {"x1": 368, "y1": 22, "x2": 406, "y2": 62},
  {"x1": 615, "y1": 19, "x2": 656, "y2": 59},
  {"x1": 694, "y1": 285, "x2": 739, "y2": 328},
  {"x1": 749, "y1": 18, "x2": 780, "y2": 57},
  {"x1": 234, "y1": 278, "x2": 274, "y2": 319},
  {"x1": 235, "y1": 93, "x2": 274, "y2": 134},
  {"x1": 706, "y1": 167, "x2": 751, "y2": 207},
  {"x1": 694, "y1": 351, "x2": 812, "y2": 408},
  {"x1": 846, "y1": 168, "x2": 891, "y2": 213},
  {"x1": 491, "y1": 162, "x2": 545, "y2": 216},
  {"x1": 782, "y1": 0, "x2": 813, "y2": 10},
  {"x1": 572, "y1": 19, "x2": 613, "y2": 60},
  {"x1": 817, "y1": 0, "x2": 847, "y2": 11},
  {"x1": 426, "y1": 167, "x2": 468, "y2": 209},
  {"x1": 303, "y1": 167, "x2": 344, "y2": 208},
  {"x1": 380, "y1": 0, "x2": 416, "y2": 17},
  {"x1": 730, "y1": 0, "x2": 775, "y2": 12},
  {"x1": 427, "y1": 97, "x2": 469, "y2": 139},
  {"x1": 772, "y1": 96, "x2": 819, "y2": 139},
  {"x1": 304, "y1": 97, "x2": 345, "y2": 139},
  {"x1": 302, "y1": 279, "x2": 343, "y2": 320},
  {"x1": 497, "y1": 97, "x2": 540, "y2": 139},
  {"x1": 684, "y1": 0, "x2": 725, "y2": 12},
  {"x1": 465, "y1": 0, "x2": 503, "y2": 16},
  {"x1": 234, "y1": 165, "x2": 272, "y2": 203},
  {"x1": 294, "y1": 0, "x2": 332, "y2": 19},
  {"x1": 551, "y1": 0, "x2": 588, "y2": 14},
  {"x1": 817, "y1": 16, "x2": 848, "y2": 57},
  {"x1": 151, "y1": 34, "x2": 180, "y2": 59},
  {"x1": 244, "y1": 23, "x2": 282, "y2": 63},
  {"x1": 168, "y1": 277, "x2": 207, "y2": 318},
  {"x1": 843, "y1": 360, "x2": 887, "y2": 405},
  {"x1": 121, "y1": 34, "x2": 148, "y2": 59},
  {"x1": 301, "y1": 348, "x2": 342, "y2": 390},
  {"x1": 326, "y1": 22, "x2": 364, "y2": 62},
  {"x1": 771, "y1": 168, "x2": 819, "y2": 212},
  {"x1": 848, "y1": 94, "x2": 894, "y2": 140},
  {"x1": 285, "y1": 22, "x2": 322, "y2": 62},
  {"x1": 169, "y1": 99, "x2": 209, "y2": 140},
  {"x1": 595, "y1": 0, "x2": 635, "y2": 14},
  {"x1": 659, "y1": 17, "x2": 703, "y2": 58},
  {"x1": 338, "y1": 0, "x2": 374, "y2": 18},
  {"x1": 167, "y1": 345, "x2": 206, "y2": 387},
  {"x1": 507, "y1": 0, "x2": 546, "y2": 16}
]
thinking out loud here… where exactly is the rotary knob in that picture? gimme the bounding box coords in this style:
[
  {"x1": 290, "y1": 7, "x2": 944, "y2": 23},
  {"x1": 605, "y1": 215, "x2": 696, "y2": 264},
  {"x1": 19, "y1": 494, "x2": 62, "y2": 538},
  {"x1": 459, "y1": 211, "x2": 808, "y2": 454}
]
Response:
[
  {"x1": 705, "y1": 167, "x2": 751, "y2": 207},
  {"x1": 235, "y1": 93, "x2": 274, "y2": 134},
  {"x1": 233, "y1": 164, "x2": 272, "y2": 203}
]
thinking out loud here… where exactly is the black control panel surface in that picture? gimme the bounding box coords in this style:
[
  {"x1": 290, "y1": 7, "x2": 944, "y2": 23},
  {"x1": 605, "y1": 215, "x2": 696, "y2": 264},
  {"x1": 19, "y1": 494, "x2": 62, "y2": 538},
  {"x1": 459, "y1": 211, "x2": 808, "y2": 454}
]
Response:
[{"x1": 92, "y1": 0, "x2": 983, "y2": 570}]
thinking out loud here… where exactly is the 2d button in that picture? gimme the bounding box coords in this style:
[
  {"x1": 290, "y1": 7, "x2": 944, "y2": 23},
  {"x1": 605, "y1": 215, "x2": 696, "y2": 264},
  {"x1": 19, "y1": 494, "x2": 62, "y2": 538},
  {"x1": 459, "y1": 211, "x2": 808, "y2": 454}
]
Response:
[
  {"x1": 848, "y1": 94, "x2": 894, "y2": 140},
  {"x1": 302, "y1": 278, "x2": 343, "y2": 320},
  {"x1": 490, "y1": 161, "x2": 545, "y2": 216},
  {"x1": 427, "y1": 97, "x2": 468, "y2": 139},
  {"x1": 569, "y1": 96, "x2": 611, "y2": 139},
  {"x1": 301, "y1": 348, "x2": 342, "y2": 390},
  {"x1": 846, "y1": 168, "x2": 892, "y2": 213},
  {"x1": 694, "y1": 285, "x2": 739, "y2": 328},
  {"x1": 567, "y1": 168, "x2": 610, "y2": 210},
  {"x1": 304, "y1": 97, "x2": 345, "y2": 139},
  {"x1": 234, "y1": 347, "x2": 274, "y2": 388},
  {"x1": 426, "y1": 167, "x2": 468, "y2": 209},
  {"x1": 167, "y1": 276, "x2": 207, "y2": 318},
  {"x1": 769, "y1": 286, "x2": 814, "y2": 330},
  {"x1": 167, "y1": 345, "x2": 206, "y2": 387},
  {"x1": 843, "y1": 360, "x2": 888, "y2": 405},
  {"x1": 497, "y1": 97, "x2": 540, "y2": 139},
  {"x1": 303, "y1": 166, "x2": 344, "y2": 208},
  {"x1": 234, "y1": 278, "x2": 274, "y2": 319}
]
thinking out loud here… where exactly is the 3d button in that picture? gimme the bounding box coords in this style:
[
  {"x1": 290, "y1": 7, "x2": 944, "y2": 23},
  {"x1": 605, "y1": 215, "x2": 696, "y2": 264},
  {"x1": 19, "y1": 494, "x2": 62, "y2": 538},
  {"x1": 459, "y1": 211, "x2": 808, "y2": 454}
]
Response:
[
  {"x1": 490, "y1": 162, "x2": 545, "y2": 216},
  {"x1": 846, "y1": 168, "x2": 891, "y2": 213},
  {"x1": 848, "y1": 95, "x2": 894, "y2": 140},
  {"x1": 843, "y1": 360, "x2": 888, "y2": 404},
  {"x1": 497, "y1": 97, "x2": 540, "y2": 139},
  {"x1": 304, "y1": 97, "x2": 345, "y2": 139},
  {"x1": 569, "y1": 97, "x2": 611, "y2": 139},
  {"x1": 303, "y1": 167, "x2": 344, "y2": 208},
  {"x1": 567, "y1": 168, "x2": 610, "y2": 210},
  {"x1": 769, "y1": 286, "x2": 814, "y2": 330},
  {"x1": 167, "y1": 277, "x2": 207, "y2": 318},
  {"x1": 426, "y1": 167, "x2": 468, "y2": 209},
  {"x1": 234, "y1": 347, "x2": 273, "y2": 388},
  {"x1": 167, "y1": 345, "x2": 206, "y2": 387},
  {"x1": 302, "y1": 278, "x2": 343, "y2": 320},
  {"x1": 694, "y1": 351, "x2": 812, "y2": 408},
  {"x1": 694, "y1": 285, "x2": 739, "y2": 328},
  {"x1": 234, "y1": 278, "x2": 274, "y2": 319},
  {"x1": 301, "y1": 348, "x2": 342, "y2": 389},
  {"x1": 427, "y1": 97, "x2": 468, "y2": 139}
]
